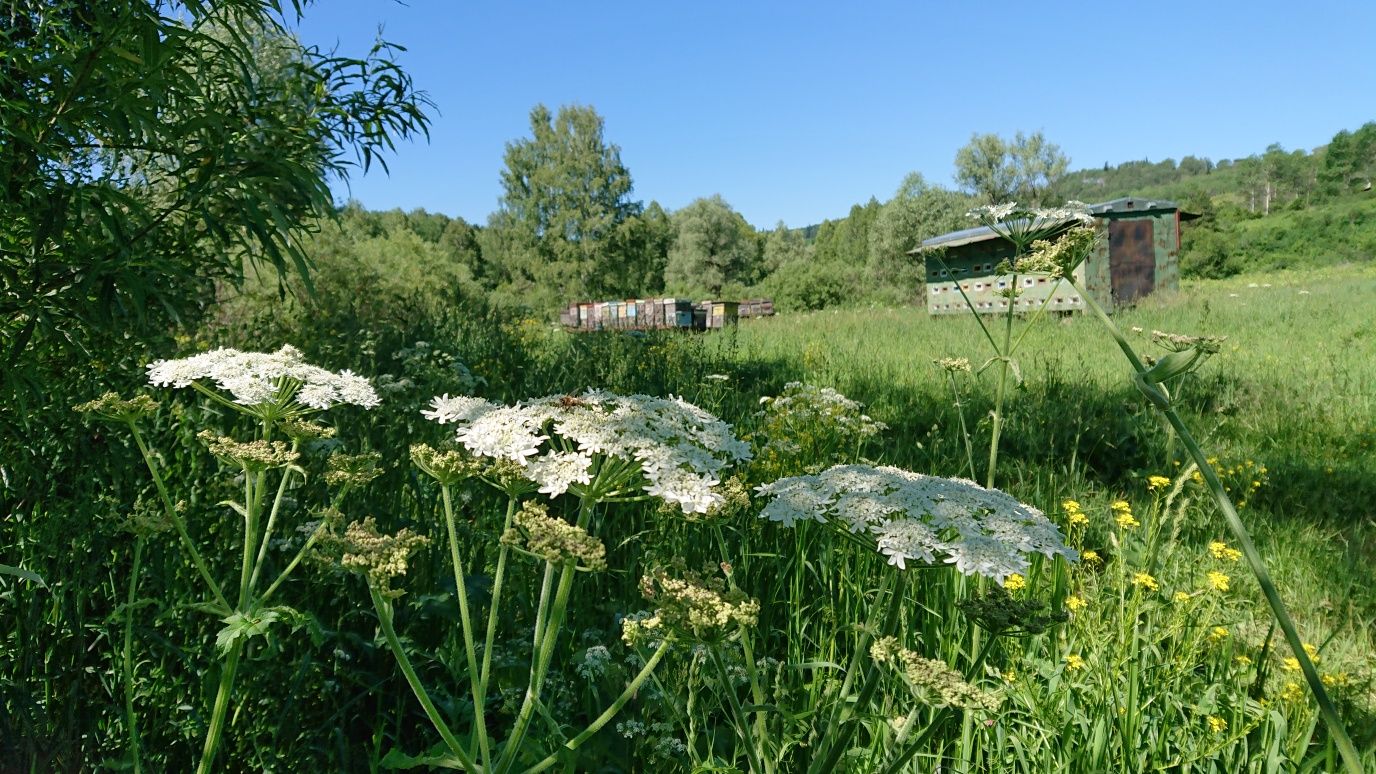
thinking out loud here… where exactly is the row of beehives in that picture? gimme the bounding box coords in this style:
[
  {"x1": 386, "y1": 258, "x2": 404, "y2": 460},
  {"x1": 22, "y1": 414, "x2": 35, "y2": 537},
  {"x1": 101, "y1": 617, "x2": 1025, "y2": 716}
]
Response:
[{"x1": 560, "y1": 298, "x2": 774, "y2": 331}]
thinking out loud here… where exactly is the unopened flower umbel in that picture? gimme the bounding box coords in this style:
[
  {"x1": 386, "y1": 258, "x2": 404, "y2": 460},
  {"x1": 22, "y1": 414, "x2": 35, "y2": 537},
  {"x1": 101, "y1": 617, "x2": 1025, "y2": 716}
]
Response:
[
  {"x1": 422, "y1": 390, "x2": 751, "y2": 513},
  {"x1": 755, "y1": 464, "x2": 1076, "y2": 583}
]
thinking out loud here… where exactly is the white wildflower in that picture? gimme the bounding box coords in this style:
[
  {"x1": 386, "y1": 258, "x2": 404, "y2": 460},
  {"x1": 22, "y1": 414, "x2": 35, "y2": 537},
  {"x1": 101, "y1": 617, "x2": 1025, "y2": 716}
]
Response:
[
  {"x1": 526, "y1": 451, "x2": 593, "y2": 497},
  {"x1": 146, "y1": 345, "x2": 379, "y2": 411},
  {"x1": 422, "y1": 394, "x2": 497, "y2": 424},
  {"x1": 427, "y1": 391, "x2": 751, "y2": 513},
  {"x1": 756, "y1": 464, "x2": 1077, "y2": 583}
]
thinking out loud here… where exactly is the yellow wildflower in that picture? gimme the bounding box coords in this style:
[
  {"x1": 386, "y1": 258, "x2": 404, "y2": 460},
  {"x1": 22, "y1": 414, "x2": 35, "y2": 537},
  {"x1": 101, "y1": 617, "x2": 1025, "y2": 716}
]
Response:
[
  {"x1": 1209, "y1": 626, "x2": 1229, "y2": 642},
  {"x1": 1207, "y1": 715, "x2": 1228, "y2": 734},
  {"x1": 1065, "y1": 653, "x2": 1085, "y2": 671},
  {"x1": 1082, "y1": 550, "x2": 1102, "y2": 566},
  {"x1": 1004, "y1": 573, "x2": 1026, "y2": 591},
  {"x1": 1173, "y1": 591, "x2": 1192, "y2": 604},
  {"x1": 1065, "y1": 595, "x2": 1087, "y2": 612},
  {"x1": 1002, "y1": 669, "x2": 1018, "y2": 684},
  {"x1": 1147, "y1": 475, "x2": 1171, "y2": 491},
  {"x1": 1282, "y1": 657, "x2": 1301, "y2": 672},
  {"x1": 1206, "y1": 571, "x2": 1231, "y2": 592},
  {"x1": 1322, "y1": 672, "x2": 1350, "y2": 688},
  {"x1": 1302, "y1": 643, "x2": 1320, "y2": 661},
  {"x1": 1113, "y1": 502, "x2": 1140, "y2": 529},
  {"x1": 1062, "y1": 499, "x2": 1082, "y2": 513},
  {"x1": 1235, "y1": 655, "x2": 1253, "y2": 667},
  {"x1": 1208, "y1": 541, "x2": 1242, "y2": 562},
  {"x1": 1280, "y1": 682, "x2": 1305, "y2": 702},
  {"x1": 1068, "y1": 510, "x2": 1089, "y2": 527},
  {"x1": 1131, "y1": 572, "x2": 1159, "y2": 592}
]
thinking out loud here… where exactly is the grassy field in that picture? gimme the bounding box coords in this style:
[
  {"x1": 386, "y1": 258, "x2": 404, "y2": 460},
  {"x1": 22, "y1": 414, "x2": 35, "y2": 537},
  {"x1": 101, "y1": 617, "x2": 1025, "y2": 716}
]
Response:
[{"x1": 8, "y1": 261, "x2": 1374, "y2": 772}]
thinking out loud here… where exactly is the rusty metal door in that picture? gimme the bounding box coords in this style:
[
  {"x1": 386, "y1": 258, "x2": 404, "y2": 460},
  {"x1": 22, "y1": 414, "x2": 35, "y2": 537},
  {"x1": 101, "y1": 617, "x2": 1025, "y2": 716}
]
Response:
[{"x1": 1109, "y1": 219, "x2": 1155, "y2": 304}]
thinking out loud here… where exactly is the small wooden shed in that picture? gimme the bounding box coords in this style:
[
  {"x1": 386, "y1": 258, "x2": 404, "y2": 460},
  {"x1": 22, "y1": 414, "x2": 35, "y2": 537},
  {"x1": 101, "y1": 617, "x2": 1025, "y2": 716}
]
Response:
[{"x1": 913, "y1": 197, "x2": 1198, "y2": 315}]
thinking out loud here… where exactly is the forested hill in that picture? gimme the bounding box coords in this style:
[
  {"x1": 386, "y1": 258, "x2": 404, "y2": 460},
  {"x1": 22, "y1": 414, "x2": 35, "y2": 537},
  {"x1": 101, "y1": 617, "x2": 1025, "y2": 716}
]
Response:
[{"x1": 277, "y1": 118, "x2": 1376, "y2": 317}]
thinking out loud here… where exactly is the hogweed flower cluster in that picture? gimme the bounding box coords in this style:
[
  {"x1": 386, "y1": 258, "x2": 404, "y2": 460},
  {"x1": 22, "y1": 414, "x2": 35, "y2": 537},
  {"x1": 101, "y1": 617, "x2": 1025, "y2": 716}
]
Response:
[
  {"x1": 624, "y1": 566, "x2": 759, "y2": 645},
  {"x1": 74, "y1": 392, "x2": 159, "y2": 423},
  {"x1": 196, "y1": 430, "x2": 299, "y2": 471},
  {"x1": 324, "y1": 451, "x2": 383, "y2": 488},
  {"x1": 1019, "y1": 225, "x2": 1100, "y2": 278},
  {"x1": 409, "y1": 443, "x2": 484, "y2": 486},
  {"x1": 501, "y1": 502, "x2": 607, "y2": 571},
  {"x1": 422, "y1": 390, "x2": 751, "y2": 513},
  {"x1": 755, "y1": 464, "x2": 1076, "y2": 583},
  {"x1": 147, "y1": 345, "x2": 380, "y2": 413},
  {"x1": 967, "y1": 201, "x2": 1094, "y2": 254},
  {"x1": 871, "y1": 636, "x2": 997, "y2": 711},
  {"x1": 320, "y1": 516, "x2": 429, "y2": 597}
]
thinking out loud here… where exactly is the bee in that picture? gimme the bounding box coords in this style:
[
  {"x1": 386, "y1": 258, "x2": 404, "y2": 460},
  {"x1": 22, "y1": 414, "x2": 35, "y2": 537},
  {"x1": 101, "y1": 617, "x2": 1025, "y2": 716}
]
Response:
[{"x1": 556, "y1": 394, "x2": 587, "y2": 408}]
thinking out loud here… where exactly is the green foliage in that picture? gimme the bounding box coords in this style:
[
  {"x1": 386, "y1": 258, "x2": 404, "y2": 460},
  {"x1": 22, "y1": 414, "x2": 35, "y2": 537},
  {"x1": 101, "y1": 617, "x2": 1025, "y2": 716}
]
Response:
[
  {"x1": 954, "y1": 131, "x2": 1069, "y2": 205},
  {"x1": 482, "y1": 104, "x2": 653, "y2": 308},
  {"x1": 663, "y1": 195, "x2": 760, "y2": 297}
]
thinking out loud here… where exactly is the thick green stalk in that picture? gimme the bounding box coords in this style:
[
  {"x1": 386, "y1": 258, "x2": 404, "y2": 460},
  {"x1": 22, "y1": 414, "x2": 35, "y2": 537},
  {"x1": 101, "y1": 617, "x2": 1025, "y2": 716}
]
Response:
[
  {"x1": 369, "y1": 586, "x2": 479, "y2": 773},
  {"x1": 128, "y1": 425, "x2": 229, "y2": 611},
  {"x1": 709, "y1": 645, "x2": 769, "y2": 774},
  {"x1": 249, "y1": 446, "x2": 300, "y2": 592},
  {"x1": 479, "y1": 497, "x2": 519, "y2": 698},
  {"x1": 520, "y1": 639, "x2": 672, "y2": 774},
  {"x1": 441, "y1": 484, "x2": 492, "y2": 768},
  {"x1": 985, "y1": 274, "x2": 1017, "y2": 489},
  {"x1": 500, "y1": 560, "x2": 578, "y2": 773},
  {"x1": 946, "y1": 371, "x2": 978, "y2": 481},
  {"x1": 1069, "y1": 278, "x2": 1364, "y2": 774},
  {"x1": 122, "y1": 537, "x2": 145, "y2": 774},
  {"x1": 238, "y1": 470, "x2": 258, "y2": 608},
  {"x1": 195, "y1": 641, "x2": 242, "y2": 774}
]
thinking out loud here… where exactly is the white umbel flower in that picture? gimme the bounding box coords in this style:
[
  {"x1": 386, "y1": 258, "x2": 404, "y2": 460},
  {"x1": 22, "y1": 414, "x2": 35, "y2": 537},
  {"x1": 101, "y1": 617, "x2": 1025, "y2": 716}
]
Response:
[
  {"x1": 146, "y1": 345, "x2": 379, "y2": 410},
  {"x1": 425, "y1": 391, "x2": 751, "y2": 513},
  {"x1": 755, "y1": 464, "x2": 1076, "y2": 583}
]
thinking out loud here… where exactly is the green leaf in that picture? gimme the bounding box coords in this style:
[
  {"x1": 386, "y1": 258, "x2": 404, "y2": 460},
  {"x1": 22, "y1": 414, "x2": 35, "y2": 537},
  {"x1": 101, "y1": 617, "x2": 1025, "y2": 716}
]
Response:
[
  {"x1": 215, "y1": 609, "x2": 282, "y2": 653},
  {"x1": 0, "y1": 563, "x2": 45, "y2": 588}
]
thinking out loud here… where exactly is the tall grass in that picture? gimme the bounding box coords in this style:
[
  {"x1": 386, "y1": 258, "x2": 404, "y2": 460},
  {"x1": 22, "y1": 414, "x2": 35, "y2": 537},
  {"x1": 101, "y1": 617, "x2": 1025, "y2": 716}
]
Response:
[{"x1": 2, "y1": 264, "x2": 1372, "y2": 771}]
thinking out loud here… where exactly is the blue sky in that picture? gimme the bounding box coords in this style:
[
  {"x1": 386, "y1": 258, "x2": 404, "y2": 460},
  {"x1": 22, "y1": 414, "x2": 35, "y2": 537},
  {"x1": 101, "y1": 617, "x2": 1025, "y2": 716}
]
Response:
[{"x1": 292, "y1": 1, "x2": 1376, "y2": 229}]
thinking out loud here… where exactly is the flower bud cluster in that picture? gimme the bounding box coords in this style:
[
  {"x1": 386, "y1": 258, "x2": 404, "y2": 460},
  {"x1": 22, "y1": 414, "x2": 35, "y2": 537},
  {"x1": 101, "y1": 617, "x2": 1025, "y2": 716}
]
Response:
[
  {"x1": 74, "y1": 392, "x2": 159, "y2": 423},
  {"x1": 325, "y1": 451, "x2": 383, "y2": 488},
  {"x1": 410, "y1": 443, "x2": 484, "y2": 486},
  {"x1": 321, "y1": 516, "x2": 429, "y2": 595},
  {"x1": 871, "y1": 636, "x2": 997, "y2": 710},
  {"x1": 280, "y1": 418, "x2": 337, "y2": 441},
  {"x1": 626, "y1": 566, "x2": 759, "y2": 644},
  {"x1": 501, "y1": 502, "x2": 607, "y2": 571},
  {"x1": 197, "y1": 430, "x2": 299, "y2": 471}
]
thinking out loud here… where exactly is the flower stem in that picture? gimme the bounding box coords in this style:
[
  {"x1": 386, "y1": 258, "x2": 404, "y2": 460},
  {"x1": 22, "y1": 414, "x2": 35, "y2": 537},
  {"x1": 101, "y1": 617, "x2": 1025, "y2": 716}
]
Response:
[
  {"x1": 1068, "y1": 278, "x2": 1364, "y2": 774},
  {"x1": 369, "y1": 585, "x2": 479, "y2": 772},
  {"x1": 128, "y1": 424, "x2": 230, "y2": 612},
  {"x1": 986, "y1": 273, "x2": 1017, "y2": 489},
  {"x1": 520, "y1": 639, "x2": 672, "y2": 774},
  {"x1": 479, "y1": 497, "x2": 519, "y2": 699},
  {"x1": 441, "y1": 484, "x2": 492, "y2": 768},
  {"x1": 249, "y1": 445, "x2": 300, "y2": 592},
  {"x1": 195, "y1": 641, "x2": 242, "y2": 774}
]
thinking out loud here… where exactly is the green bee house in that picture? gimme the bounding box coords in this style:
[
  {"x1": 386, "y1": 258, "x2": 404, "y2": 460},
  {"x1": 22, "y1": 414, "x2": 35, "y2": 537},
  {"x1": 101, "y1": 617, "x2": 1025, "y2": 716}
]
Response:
[{"x1": 913, "y1": 197, "x2": 1198, "y2": 315}]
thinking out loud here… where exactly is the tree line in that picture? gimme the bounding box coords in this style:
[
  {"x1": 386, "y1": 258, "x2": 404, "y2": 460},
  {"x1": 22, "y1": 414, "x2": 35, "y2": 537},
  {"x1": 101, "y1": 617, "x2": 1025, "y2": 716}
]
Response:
[{"x1": 306, "y1": 109, "x2": 1375, "y2": 315}]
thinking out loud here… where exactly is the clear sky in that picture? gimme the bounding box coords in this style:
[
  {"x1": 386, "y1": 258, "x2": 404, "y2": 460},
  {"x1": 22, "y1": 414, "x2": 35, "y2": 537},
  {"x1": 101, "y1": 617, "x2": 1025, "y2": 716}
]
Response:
[{"x1": 292, "y1": 1, "x2": 1376, "y2": 229}]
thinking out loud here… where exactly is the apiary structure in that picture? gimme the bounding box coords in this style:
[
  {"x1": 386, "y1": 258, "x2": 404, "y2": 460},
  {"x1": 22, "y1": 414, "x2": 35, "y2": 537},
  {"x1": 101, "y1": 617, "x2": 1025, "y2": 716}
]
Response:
[{"x1": 913, "y1": 197, "x2": 1198, "y2": 315}]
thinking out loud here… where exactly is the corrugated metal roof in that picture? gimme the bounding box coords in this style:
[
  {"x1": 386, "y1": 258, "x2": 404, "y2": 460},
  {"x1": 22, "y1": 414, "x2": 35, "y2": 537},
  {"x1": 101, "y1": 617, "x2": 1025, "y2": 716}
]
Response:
[{"x1": 911, "y1": 197, "x2": 1196, "y2": 254}]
